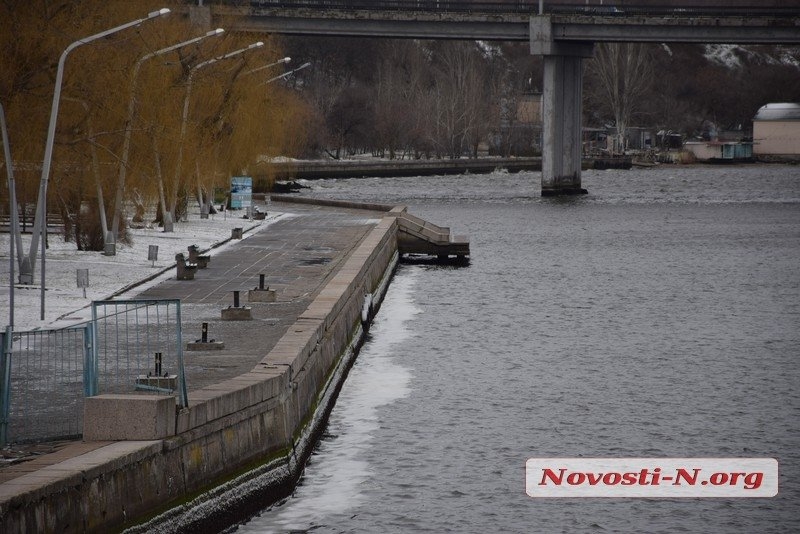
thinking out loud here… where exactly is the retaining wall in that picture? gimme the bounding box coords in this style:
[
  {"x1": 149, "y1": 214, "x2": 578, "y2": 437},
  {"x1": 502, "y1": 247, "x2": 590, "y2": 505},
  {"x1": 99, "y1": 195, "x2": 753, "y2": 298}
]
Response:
[{"x1": 0, "y1": 211, "x2": 401, "y2": 533}]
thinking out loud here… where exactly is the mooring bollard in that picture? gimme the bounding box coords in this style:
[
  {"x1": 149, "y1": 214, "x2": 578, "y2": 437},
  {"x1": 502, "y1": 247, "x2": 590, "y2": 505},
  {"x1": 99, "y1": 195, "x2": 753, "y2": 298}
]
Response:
[
  {"x1": 133, "y1": 351, "x2": 177, "y2": 392},
  {"x1": 186, "y1": 323, "x2": 225, "y2": 351},
  {"x1": 249, "y1": 273, "x2": 277, "y2": 303},
  {"x1": 186, "y1": 321, "x2": 225, "y2": 350},
  {"x1": 221, "y1": 290, "x2": 252, "y2": 320}
]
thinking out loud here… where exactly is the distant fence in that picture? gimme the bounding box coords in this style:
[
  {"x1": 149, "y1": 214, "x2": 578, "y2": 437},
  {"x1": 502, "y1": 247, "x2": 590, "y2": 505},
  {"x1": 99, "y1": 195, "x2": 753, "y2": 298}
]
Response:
[
  {"x1": 0, "y1": 299, "x2": 186, "y2": 446},
  {"x1": 0, "y1": 325, "x2": 89, "y2": 445}
]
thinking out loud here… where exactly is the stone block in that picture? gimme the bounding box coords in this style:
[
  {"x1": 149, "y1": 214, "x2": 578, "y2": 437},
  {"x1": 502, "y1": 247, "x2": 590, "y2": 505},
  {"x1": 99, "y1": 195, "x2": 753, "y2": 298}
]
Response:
[
  {"x1": 222, "y1": 306, "x2": 252, "y2": 320},
  {"x1": 135, "y1": 374, "x2": 178, "y2": 392},
  {"x1": 186, "y1": 341, "x2": 225, "y2": 351},
  {"x1": 248, "y1": 288, "x2": 277, "y2": 302},
  {"x1": 84, "y1": 394, "x2": 175, "y2": 441}
]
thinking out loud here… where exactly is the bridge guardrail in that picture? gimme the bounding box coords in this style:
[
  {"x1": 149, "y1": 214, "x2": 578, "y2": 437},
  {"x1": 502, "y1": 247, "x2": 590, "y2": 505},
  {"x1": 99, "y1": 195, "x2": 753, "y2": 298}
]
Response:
[{"x1": 243, "y1": 1, "x2": 800, "y2": 17}]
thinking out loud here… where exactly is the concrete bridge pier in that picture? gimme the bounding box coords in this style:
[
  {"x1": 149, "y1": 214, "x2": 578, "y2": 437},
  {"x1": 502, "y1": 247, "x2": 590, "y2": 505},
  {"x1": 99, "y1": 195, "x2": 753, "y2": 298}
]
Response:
[{"x1": 531, "y1": 16, "x2": 593, "y2": 196}]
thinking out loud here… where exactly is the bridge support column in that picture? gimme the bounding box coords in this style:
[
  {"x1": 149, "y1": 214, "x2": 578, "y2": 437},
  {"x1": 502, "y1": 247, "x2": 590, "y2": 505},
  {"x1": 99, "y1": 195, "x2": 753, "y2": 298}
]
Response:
[
  {"x1": 542, "y1": 54, "x2": 588, "y2": 196},
  {"x1": 531, "y1": 16, "x2": 594, "y2": 196}
]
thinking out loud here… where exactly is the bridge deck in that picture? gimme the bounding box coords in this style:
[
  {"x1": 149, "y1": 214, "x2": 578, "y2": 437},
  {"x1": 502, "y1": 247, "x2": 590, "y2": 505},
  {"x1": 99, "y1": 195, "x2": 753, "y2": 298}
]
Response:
[{"x1": 199, "y1": 2, "x2": 800, "y2": 43}]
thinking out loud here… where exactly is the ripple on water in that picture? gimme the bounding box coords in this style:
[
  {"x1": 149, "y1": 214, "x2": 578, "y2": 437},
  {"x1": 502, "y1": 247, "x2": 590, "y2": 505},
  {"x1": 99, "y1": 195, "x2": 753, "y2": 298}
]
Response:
[{"x1": 238, "y1": 166, "x2": 800, "y2": 534}]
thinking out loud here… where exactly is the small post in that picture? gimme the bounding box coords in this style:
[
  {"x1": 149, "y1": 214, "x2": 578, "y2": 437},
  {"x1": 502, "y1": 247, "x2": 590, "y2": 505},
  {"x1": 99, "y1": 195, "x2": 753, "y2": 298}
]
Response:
[
  {"x1": 259, "y1": 274, "x2": 266, "y2": 290},
  {"x1": 83, "y1": 322, "x2": 97, "y2": 397},
  {"x1": 0, "y1": 326, "x2": 12, "y2": 446},
  {"x1": 155, "y1": 352, "x2": 162, "y2": 376},
  {"x1": 201, "y1": 322, "x2": 208, "y2": 343},
  {"x1": 233, "y1": 290, "x2": 240, "y2": 308},
  {"x1": 77, "y1": 268, "x2": 89, "y2": 298},
  {"x1": 148, "y1": 244, "x2": 158, "y2": 267}
]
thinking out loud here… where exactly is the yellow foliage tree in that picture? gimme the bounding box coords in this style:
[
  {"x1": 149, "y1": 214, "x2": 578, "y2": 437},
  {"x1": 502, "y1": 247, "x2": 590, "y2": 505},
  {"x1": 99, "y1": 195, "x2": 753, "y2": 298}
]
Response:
[{"x1": 1, "y1": 0, "x2": 310, "y2": 264}]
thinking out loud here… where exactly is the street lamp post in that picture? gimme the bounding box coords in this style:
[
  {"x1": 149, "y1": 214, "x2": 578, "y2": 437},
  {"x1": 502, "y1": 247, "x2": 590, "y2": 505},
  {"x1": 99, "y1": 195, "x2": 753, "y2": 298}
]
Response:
[
  {"x1": 106, "y1": 27, "x2": 225, "y2": 254},
  {"x1": 20, "y1": 8, "x2": 170, "y2": 321},
  {"x1": 1, "y1": 103, "x2": 21, "y2": 328},
  {"x1": 264, "y1": 61, "x2": 312, "y2": 85},
  {"x1": 168, "y1": 41, "x2": 264, "y2": 230},
  {"x1": 245, "y1": 57, "x2": 291, "y2": 78}
]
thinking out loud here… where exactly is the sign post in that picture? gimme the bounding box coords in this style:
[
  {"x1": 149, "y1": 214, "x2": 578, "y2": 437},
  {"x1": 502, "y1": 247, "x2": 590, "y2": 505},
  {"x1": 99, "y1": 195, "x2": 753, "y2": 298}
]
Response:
[{"x1": 230, "y1": 176, "x2": 252, "y2": 211}]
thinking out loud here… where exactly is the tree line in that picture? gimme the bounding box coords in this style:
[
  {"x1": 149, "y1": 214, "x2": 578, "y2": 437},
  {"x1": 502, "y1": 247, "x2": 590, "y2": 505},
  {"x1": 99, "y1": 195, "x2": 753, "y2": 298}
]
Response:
[
  {"x1": 2, "y1": 1, "x2": 798, "y2": 258},
  {"x1": 282, "y1": 36, "x2": 799, "y2": 158},
  {"x1": 1, "y1": 0, "x2": 308, "y2": 257}
]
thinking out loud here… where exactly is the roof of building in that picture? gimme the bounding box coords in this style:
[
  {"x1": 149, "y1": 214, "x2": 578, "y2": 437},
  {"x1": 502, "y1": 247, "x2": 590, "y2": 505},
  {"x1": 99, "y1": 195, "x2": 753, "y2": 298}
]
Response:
[{"x1": 753, "y1": 103, "x2": 800, "y2": 121}]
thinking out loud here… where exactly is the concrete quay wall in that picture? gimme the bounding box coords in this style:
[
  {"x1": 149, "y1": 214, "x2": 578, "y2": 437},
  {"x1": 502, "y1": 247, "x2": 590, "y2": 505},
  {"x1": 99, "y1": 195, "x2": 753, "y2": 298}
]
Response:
[
  {"x1": 0, "y1": 211, "x2": 402, "y2": 533},
  {"x1": 267, "y1": 156, "x2": 543, "y2": 180}
]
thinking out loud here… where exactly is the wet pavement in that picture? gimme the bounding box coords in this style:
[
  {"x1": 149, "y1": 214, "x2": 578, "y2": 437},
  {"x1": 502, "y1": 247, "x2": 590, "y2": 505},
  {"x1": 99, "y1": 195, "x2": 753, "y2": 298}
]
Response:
[
  {"x1": 129, "y1": 201, "x2": 383, "y2": 391},
  {"x1": 0, "y1": 200, "x2": 386, "y2": 473}
]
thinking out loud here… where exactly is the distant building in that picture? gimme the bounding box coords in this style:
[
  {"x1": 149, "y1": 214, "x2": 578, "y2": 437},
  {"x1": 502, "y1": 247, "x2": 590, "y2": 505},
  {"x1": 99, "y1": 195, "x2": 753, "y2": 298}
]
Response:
[
  {"x1": 515, "y1": 92, "x2": 542, "y2": 125},
  {"x1": 684, "y1": 141, "x2": 753, "y2": 162},
  {"x1": 492, "y1": 92, "x2": 542, "y2": 156},
  {"x1": 752, "y1": 103, "x2": 800, "y2": 161}
]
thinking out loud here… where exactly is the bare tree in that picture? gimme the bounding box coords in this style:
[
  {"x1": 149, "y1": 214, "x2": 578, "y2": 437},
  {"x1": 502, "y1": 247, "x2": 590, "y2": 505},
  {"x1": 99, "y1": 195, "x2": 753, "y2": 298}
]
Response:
[
  {"x1": 427, "y1": 42, "x2": 490, "y2": 159},
  {"x1": 587, "y1": 42, "x2": 653, "y2": 154}
]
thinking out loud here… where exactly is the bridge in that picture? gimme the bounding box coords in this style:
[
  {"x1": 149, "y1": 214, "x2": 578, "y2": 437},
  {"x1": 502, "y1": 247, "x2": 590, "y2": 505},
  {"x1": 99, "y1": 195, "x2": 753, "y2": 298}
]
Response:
[{"x1": 188, "y1": 1, "x2": 800, "y2": 195}]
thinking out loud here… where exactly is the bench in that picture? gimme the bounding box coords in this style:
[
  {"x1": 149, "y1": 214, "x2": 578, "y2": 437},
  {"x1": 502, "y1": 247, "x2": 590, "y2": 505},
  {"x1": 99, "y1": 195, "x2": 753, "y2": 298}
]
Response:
[
  {"x1": 187, "y1": 244, "x2": 210, "y2": 268},
  {"x1": 175, "y1": 253, "x2": 197, "y2": 280}
]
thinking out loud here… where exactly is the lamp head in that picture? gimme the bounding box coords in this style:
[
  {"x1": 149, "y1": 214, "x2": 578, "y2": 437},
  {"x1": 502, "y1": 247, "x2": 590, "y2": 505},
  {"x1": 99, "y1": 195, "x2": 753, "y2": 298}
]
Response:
[
  {"x1": 148, "y1": 7, "x2": 171, "y2": 18},
  {"x1": 207, "y1": 28, "x2": 225, "y2": 36}
]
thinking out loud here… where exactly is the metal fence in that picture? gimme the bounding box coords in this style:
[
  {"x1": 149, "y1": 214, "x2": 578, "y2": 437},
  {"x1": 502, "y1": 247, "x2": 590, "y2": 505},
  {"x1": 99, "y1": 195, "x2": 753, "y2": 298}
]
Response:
[
  {"x1": 0, "y1": 299, "x2": 186, "y2": 446},
  {"x1": 0, "y1": 325, "x2": 89, "y2": 445},
  {"x1": 90, "y1": 299, "x2": 187, "y2": 407}
]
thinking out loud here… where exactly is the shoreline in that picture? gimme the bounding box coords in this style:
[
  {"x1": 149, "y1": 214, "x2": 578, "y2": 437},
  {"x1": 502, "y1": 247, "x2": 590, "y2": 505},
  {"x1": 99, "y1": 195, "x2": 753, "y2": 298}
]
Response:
[{"x1": 0, "y1": 199, "x2": 451, "y2": 533}]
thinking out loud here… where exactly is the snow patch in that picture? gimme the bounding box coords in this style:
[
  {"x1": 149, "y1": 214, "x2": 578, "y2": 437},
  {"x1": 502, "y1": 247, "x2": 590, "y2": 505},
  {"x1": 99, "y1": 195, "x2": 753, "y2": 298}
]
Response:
[
  {"x1": 704, "y1": 44, "x2": 745, "y2": 68},
  {"x1": 1, "y1": 208, "x2": 288, "y2": 331}
]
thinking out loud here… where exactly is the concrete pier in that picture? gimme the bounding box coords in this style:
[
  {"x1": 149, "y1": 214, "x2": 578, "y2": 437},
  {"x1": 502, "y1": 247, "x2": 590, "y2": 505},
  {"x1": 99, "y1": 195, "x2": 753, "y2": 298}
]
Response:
[
  {"x1": 0, "y1": 199, "x2": 465, "y2": 533},
  {"x1": 531, "y1": 16, "x2": 593, "y2": 196}
]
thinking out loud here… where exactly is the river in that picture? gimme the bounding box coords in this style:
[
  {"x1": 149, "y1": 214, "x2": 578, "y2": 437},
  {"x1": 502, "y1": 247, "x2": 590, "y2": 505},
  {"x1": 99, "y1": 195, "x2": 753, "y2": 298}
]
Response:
[{"x1": 235, "y1": 165, "x2": 800, "y2": 533}]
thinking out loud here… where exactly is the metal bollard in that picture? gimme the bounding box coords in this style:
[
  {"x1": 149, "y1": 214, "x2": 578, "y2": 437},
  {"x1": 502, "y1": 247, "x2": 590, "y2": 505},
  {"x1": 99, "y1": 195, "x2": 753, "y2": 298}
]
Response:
[
  {"x1": 233, "y1": 290, "x2": 240, "y2": 308},
  {"x1": 154, "y1": 352, "x2": 162, "y2": 376},
  {"x1": 201, "y1": 322, "x2": 208, "y2": 343},
  {"x1": 259, "y1": 274, "x2": 266, "y2": 290}
]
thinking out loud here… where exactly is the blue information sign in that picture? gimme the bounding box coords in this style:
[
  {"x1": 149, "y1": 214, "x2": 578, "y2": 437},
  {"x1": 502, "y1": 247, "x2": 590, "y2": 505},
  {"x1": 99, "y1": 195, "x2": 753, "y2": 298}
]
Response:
[{"x1": 230, "y1": 176, "x2": 252, "y2": 209}]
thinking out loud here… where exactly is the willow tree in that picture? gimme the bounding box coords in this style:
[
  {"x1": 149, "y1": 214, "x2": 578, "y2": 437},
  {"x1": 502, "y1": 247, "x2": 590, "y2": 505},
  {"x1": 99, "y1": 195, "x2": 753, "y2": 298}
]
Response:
[
  {"x1": 180, "y1": 42, "x2": 311, "y2": 210},
  {"x1": 0, "y1": 0, "x2": 177, "y2": 273},
  {"x1": 587, "y1": 42, "x2": 654, "y2": 154},
  {"x1": 2, "y1": 0, "x2": 305, "y2": 269}
]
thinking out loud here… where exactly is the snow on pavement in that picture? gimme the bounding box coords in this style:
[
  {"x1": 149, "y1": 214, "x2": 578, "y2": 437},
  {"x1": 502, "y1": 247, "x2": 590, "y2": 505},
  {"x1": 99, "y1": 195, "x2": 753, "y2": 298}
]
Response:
[{"x1": 0, "y1": 208, "x2": 288, "y2": 331}]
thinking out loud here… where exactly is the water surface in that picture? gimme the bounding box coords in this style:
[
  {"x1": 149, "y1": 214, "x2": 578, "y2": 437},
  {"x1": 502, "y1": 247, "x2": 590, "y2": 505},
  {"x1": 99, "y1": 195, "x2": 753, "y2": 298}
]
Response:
[{"x1": 240, "y1": 165, "x2": 800, "y2": 533}]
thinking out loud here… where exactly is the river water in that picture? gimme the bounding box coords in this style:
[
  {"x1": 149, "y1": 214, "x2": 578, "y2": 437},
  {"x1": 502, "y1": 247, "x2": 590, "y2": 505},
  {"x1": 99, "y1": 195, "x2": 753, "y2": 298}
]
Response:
[{"x1": 236, "y1": 165, "x2": 799, "y2": 533}]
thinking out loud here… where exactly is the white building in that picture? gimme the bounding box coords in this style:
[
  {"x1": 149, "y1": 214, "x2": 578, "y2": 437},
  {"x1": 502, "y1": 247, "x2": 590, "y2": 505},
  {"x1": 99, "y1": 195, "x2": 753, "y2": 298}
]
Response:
[{"x1": 752, "y1": 103, "x2": 800, "y2": 161}]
